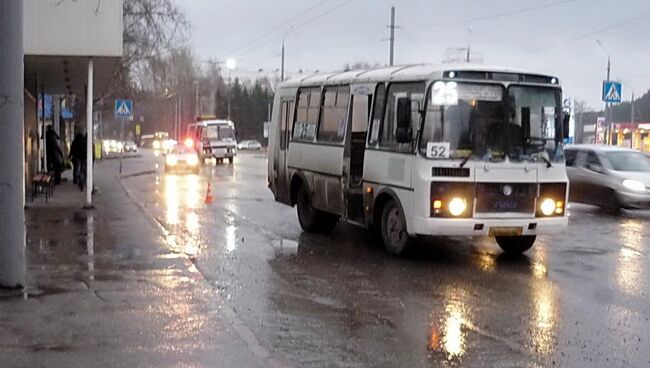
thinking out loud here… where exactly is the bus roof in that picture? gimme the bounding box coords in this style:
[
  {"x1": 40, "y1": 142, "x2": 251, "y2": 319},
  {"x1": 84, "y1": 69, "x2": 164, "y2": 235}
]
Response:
[
  {"x1": 278, "y1": 63, "x2": 560, "y2": 88},
  {"x1": 188, "y1": 119, "x2": 235, "y2": 127}
]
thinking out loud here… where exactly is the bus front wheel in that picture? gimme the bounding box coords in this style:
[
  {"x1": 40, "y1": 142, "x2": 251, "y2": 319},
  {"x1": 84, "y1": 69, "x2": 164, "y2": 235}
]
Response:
[
  {"x1": 380, "y1": 199, "x2": 411, "y2": 256},
  {"x1": 296, "y1": 185, "x2": 338, "y2": 233},
  {"x1": 495, "y1": 235, "x2": 536, "y2": 254}
]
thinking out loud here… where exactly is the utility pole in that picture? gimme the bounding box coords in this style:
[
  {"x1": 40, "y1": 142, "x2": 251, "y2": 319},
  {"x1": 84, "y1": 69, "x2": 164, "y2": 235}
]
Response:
[
  {"x1": 0, "y1": 0, "x2": 25, "y2": 287},
  {"x1": 193, "y1": 80, "x2": 199, "y2": 116},
  {"x1": 466, "y1": 26, "x2": 472, "y2": 63},
  {"x1": 389, "y1": 6, "x2": 396, "y2": 66},
  {"x1": 597, "y1": 39, "x2": 611, "y2": 145},
  {"x1": 281, "y1": 40, "x2": 285, "y2": 81}
]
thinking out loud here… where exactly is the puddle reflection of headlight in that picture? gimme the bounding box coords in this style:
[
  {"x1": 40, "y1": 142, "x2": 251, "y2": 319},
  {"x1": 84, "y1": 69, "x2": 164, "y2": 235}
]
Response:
[
  {"x1": 166, "y1": 155, "x2": 178, "y2": 166},
  {"x1": 187, "y1": 155, "x2": 199, "y2": 166}
]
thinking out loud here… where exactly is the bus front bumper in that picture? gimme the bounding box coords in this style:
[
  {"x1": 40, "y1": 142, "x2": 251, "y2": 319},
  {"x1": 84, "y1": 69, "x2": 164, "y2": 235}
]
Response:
[{"x1": 412, "y1": 216, "x2": 568, "y2": 237}]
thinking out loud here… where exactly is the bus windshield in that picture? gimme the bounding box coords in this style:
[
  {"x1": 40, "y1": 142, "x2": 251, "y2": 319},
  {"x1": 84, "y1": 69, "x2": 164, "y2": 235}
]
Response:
[
  {"x1": 419, "y1": 82, "x2": 563, "y2": 162},
  {"x1": 204, "y1": 125, "x2": 236, "y2": 141}
]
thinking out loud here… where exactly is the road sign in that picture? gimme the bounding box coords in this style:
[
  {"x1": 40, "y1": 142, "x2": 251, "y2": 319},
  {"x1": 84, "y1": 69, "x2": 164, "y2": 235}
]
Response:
[
  {"x1": 114, "y1": 99, "x2": 133, "y2": 118},
  {"x1": 602, "y1": 81, "x2": 622, "y2": 103}
]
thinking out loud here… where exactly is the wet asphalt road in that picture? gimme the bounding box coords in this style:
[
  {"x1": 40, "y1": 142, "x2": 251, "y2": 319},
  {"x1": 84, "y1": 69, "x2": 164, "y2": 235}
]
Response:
[{"x1": 122, "y1": 150, "x2": 649, "y2": 368}]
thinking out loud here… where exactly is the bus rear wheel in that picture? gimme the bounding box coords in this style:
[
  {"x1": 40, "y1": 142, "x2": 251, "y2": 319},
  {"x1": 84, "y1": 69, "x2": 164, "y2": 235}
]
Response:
[
  {"x1": 495, "y1": 235, "x2": 536, "y2": 254},
  {"x1": 380, "y1": 199, "x2": 411, "y2": 256},
  {"x1": 296, "y1": 185, "x2": 338, "y2": 233}
]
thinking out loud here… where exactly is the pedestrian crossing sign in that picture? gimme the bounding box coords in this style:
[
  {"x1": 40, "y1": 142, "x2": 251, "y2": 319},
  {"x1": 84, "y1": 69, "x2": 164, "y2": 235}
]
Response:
[
  {"x1": 115, "y1": 99, "x2": 133, "y2": 118},
  {"x1": 602, "y1": 81, "x2": 622, "y2": 103}
]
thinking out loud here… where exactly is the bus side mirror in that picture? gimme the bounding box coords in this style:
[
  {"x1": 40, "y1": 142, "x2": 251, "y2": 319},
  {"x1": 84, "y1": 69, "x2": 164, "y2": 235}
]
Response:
[
  {"x1": 396, "y1": 97, "x2": 412, "y2": 143},
  {"x1": 562, "y1": 112, "x2": 570, "y2": 139}
]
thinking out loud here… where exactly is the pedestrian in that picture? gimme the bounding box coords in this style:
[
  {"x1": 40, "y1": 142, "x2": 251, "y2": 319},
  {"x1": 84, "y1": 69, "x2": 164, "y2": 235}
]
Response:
[
  {"x1": 45, "y1": 125, "x2": 64, "y2": 184},
  {"x1": 69, "y1": 132, "x2": 85, "y2": 184}
]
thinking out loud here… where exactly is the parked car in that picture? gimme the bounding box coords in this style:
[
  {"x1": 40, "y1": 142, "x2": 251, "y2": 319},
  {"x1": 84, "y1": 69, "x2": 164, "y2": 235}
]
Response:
[
  {"x1": 237, "y1": 140, "x2": 262, "y2": 150},
  {"x1": 164, "y1": 145, "x2": 200, "y2": 174},
  {"x1": 565, "y1": 144, "x2": 650, "y2": 210}
]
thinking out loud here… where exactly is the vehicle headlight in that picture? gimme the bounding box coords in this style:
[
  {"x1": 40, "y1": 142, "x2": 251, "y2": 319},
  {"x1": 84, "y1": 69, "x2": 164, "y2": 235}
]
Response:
[
  {"x1": 116, "y1": 142, "x2": 124, "y2": 150},
  {"x1": 448, "y1": 197, "x2": 467, "y2": 217},
  {"x1": 540, "y1": 198, "x2": 556, "y2": 216},
  {"x1": 622, "y1": 179, "x2": 646, "y2": 192},
  {"x1": 186, "y1": 155, "x2": 199, "y2": 166},
  {"x1": 166, "y1": 155, "x2": 178, "y2": 166},
  {"x1": 153, "y1": 140, "x2": 161, "y2": 149}
]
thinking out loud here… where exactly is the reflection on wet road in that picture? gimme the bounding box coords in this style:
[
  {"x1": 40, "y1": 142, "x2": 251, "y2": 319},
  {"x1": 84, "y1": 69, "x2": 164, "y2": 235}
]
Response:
[{"x1": 124, "y1": 151, "x2": 650, "y2": 367}]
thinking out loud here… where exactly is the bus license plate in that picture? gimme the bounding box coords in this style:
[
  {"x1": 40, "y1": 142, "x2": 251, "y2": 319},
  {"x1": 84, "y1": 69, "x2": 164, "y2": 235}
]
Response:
[{"x1": 489, "y1": 227, "x2": 523, "y2": 237}]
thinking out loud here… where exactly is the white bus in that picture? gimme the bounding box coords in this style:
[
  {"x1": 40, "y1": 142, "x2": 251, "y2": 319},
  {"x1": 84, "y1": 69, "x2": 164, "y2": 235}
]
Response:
[
  {"x1": 268, "y1": 64, "x2": 569, "y2": 255},
  {"x1": 186, "y1": 117, "x2": 237, "y2": 164}
]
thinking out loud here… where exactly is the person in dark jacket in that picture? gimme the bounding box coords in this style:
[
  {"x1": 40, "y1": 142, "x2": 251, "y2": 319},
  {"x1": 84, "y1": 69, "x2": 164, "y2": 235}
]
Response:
[
  {"x1": 69, "y1": 133, "x2": 85, "y2": 184},
  {"x1": 45, "y1": 125, "x2": 64, "y2": 184}
]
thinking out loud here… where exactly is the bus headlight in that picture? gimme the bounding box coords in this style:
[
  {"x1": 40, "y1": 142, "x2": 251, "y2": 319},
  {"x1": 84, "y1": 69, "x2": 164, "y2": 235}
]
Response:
[
  {"x1": 186, "y1": 155, "x2": 199, "y2": 166},
  {"x1": 165, "y1": 154, "x2": 178, "y2": 166},
  {"x1": 448, "y1": 197, "x2": 467, "y2": 217},
  {"x1": 540, "y1": 198, "x2": 556, "y2": 216}
]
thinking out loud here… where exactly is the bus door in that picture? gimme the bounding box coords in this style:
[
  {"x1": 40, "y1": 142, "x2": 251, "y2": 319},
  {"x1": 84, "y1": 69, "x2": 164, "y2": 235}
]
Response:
[
  {"x1": 345, "y1": 84, "x2": 373, "y2": 222},
  {"x1": 275, "y1": 98, "x2": 294, "y2": 204}
]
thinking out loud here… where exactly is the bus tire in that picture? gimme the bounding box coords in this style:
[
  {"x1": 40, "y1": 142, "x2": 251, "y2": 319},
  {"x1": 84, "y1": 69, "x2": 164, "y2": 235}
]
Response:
[
  {"x1": 296, "y1": 185, "x2": 338, "y2": 233},
  {"x1": 228, "y1": 157, "x2": 234, "y2": 164},
  {"x1": 380, "y1": 199, "x2": 411, "y2": 256},
  {"x1": 495, "y1": 235, "x2": 536, "y2": 254}
]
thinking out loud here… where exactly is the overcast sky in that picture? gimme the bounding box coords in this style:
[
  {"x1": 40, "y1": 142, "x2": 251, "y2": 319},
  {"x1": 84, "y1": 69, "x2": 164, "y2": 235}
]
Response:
[{"x1": 179, "y1": 0, "x2": 650, "y2": 108}]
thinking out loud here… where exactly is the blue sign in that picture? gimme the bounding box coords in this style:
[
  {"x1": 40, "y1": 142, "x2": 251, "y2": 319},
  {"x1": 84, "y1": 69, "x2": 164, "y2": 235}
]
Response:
[
  {"x1": 114, "y1": 99, "x2": 133, "y2": 118},
  {"x1": 38, "y1": 95, "x2": 53, "y2": 119},
  {"x1": 602, "y1": 81, "x2": 622, "y2": 103}
]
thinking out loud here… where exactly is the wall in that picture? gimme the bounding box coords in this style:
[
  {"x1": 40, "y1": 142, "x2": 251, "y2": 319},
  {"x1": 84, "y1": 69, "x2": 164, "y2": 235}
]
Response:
[{"x1": 24, "y1": 0, "x2": 123, "y2": 57}]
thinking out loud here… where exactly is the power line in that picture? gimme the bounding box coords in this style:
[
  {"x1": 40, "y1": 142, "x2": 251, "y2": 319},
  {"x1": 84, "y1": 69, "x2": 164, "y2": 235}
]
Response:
[
  {"x1": 408, "y1": 0, "x2": 579, "y2": 28},
  {"x1": 224, "y1": 0, "x2": 331, "y2": 57},
  {"x1": 231, "y1": 0, "x2": 354, "y2": 59},
  {"x1": 519, "y1": 10, "x2": 650, "y2": 55}
]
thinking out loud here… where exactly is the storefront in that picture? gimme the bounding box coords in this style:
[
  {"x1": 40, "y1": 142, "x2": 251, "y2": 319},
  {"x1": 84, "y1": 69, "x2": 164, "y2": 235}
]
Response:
[{"x1": 609, "y1": 122, "x2": 650, "y2": 152}]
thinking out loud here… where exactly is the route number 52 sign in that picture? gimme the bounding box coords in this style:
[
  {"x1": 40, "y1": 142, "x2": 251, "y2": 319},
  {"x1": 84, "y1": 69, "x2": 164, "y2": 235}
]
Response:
[{"x1": 427, "y1": 142, "x2": 450, "y2": 159}]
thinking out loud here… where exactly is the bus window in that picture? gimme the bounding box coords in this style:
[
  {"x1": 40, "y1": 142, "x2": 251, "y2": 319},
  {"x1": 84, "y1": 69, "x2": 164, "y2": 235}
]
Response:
[
  {"x1": 293, "y1": 88, "x2": 320, "y2": 141},
  {"x1": 379, "y1": 82, "x2": 424, "y2": 152},
  {"x1": 280, "y1": 100, "x2": 294, "y2": 150},
  {"x1": 368, "y1": 84, "x2": 386, "y2": 145},
  {"x1": 318, "y1": 86, "x2": 349, "y2": 143},
  {"x1": 351, "y1": 94, "x2": 371, "y2": 133}
]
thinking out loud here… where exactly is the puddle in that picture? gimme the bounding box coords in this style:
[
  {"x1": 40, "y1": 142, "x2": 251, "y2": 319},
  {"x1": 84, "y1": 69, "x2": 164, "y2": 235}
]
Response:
[{"x1": 272, "y1": 238, "x2": 299, "y2": 256}]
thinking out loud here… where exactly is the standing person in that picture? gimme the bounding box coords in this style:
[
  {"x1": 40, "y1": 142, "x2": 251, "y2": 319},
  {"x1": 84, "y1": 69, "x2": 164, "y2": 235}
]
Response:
[
  {"x1": 69, "y1": 132, "x2": 85, "y2": 184},
  {"x1": 45, "y1": 125, "x2": 64, "y2": 184}
]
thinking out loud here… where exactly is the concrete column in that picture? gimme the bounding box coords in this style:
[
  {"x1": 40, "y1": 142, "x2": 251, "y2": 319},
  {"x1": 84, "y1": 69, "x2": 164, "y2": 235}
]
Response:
[
  {"x1": 86, "y1": 58, "x2": 94, "y2": 207},
  {"x1": 0, "y1": 0, "x2": 26, "y2": 288}
]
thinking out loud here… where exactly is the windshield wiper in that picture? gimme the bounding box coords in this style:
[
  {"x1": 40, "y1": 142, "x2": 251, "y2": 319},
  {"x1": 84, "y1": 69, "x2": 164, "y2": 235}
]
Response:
[
  {"x1": 459, "y1": 154, "x2": 473, "y2": 168},
  {"x1": 539, "y1": 155, "x2": 552, "y2": 168}
]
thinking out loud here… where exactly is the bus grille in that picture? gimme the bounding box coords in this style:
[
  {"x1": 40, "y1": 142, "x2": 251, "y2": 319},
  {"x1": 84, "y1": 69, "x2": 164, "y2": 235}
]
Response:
[
  {"x1": 432, "y1": 167, "x2": 470, "y2": 178},
  {"x1": 475, "y1": 183, "x2": 536, "y2": 213}
]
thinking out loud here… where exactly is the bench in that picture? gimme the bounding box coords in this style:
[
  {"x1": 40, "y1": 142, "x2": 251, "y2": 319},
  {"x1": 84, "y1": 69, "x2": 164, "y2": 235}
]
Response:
[{"x1": 31, "y1": 172, "x2": 54, "y2": 202}]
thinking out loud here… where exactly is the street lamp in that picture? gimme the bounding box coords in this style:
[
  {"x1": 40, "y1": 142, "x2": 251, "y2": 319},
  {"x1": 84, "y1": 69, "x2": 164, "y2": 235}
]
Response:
[
  {"x1": 226, "y1": 58, "x2": 236, "y2": 121},
  {"x1": 596, "y1": 39, "x2": 612, "y2": 144}
]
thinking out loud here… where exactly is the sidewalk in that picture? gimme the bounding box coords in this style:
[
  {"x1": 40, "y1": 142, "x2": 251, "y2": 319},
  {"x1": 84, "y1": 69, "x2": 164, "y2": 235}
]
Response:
[{"x1": 0, "y1": 159, "x2": 267, "y2": 367}]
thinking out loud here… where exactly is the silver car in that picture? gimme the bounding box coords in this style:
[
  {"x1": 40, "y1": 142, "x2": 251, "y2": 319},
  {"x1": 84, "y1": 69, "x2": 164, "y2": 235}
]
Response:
[{"x1": 565, "y1": 144, "x2": 650, "y2": 209}]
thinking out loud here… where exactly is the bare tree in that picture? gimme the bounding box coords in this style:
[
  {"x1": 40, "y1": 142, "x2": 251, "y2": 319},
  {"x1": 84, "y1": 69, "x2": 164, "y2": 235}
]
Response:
[{"x1": 113, "y1": 0, "x2": 189, "y2": 94}]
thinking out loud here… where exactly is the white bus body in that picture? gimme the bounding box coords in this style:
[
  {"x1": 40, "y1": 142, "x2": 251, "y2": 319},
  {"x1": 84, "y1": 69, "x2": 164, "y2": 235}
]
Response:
[
  {"x1": 268, "y1": 64, "x2": 569, "y2": 255},
  {"x1": 187, "y1": 119, "x2": 237, "y2": 164}
]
